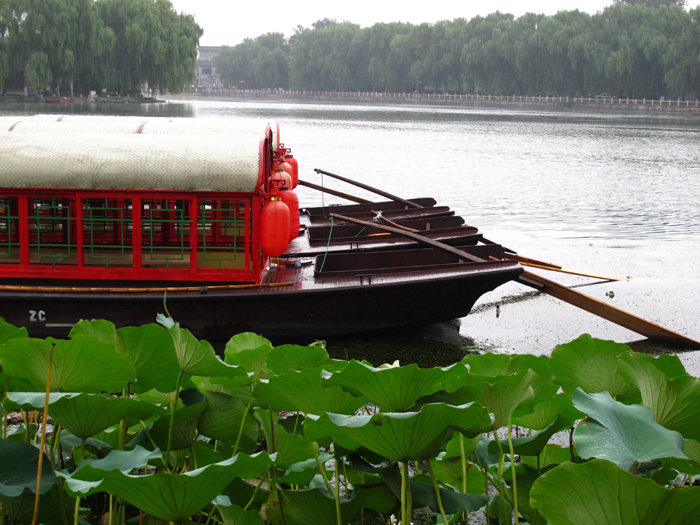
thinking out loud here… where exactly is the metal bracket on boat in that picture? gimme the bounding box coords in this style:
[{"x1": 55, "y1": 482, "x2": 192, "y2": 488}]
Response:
[
  {"x1": 357, "y1": 274, "x2": 375, "y2": 285},
  {"x1": 350, "y1": 242, "x2": 360, "y2": 251}
]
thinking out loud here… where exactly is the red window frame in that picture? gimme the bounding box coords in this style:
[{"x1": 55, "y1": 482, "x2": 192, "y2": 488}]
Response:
[{"x1": 0, "y1": 188, "x2": 263, "y2": 283}]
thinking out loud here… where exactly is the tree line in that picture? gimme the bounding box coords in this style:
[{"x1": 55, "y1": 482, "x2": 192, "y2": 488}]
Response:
[
  {"x1": 0, "y1": 0, "x2": 202, "y2": 95},
  {"x1": 214, "y1": 3, "x2": 699, "y2": 99}
]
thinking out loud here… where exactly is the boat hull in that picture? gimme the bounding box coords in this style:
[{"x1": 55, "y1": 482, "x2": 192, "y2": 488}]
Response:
[{"x1": 0, "y1": 263, "x2": 520, "y2": 342}]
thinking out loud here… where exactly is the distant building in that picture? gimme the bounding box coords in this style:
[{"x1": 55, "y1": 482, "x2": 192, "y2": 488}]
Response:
[{"x1": 196, "y1": 46, "x2": 221, "y2": 88}]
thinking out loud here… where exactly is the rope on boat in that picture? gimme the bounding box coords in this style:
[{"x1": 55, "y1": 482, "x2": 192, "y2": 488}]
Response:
[
  {"x1": 0, "y1": 281, "x2": 295, "y2": 294},
  {"x1": 319, "y1": 216, "x2": 334, "y2": 273}
]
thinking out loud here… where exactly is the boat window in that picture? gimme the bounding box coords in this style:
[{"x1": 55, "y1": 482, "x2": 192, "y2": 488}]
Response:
[
  {"x1": 141, "y1": 199, "x2": 192, "y2": 268},
  {"x1": 82, "y1": 198, "x2": 133, "y2": 268},
  {"x1": 197, "y1": 198, "x2": 250, "y2": 269},
  {"x1": 0, "y1": 197, "x2": 20, "y2": 264},
  {"x1": 29, "y1": 197, "x2": 77, "y2": 266}
]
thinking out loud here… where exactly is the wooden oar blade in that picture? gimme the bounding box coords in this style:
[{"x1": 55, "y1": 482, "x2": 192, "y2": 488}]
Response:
[
  {"x1": 517, "y1": 271, "x2": 699, "y2": 347},
  {"x1": 504, "y1": 253, "x2": 631, "y2": 281}
]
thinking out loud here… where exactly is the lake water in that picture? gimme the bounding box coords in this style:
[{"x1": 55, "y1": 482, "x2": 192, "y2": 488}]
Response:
[{"x1": 2, "y1": 98, "x2": 699, "y2": 372}]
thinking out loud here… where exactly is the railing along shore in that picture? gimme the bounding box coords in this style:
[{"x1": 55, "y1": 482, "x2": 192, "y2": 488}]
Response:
[{"x1": 171, "y1": 89, "x2": 700, "y2": 112}]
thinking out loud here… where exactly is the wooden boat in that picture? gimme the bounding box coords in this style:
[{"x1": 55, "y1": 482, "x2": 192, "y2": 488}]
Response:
[{"x1": 0, "y1": 115, "x2": 522, "y2": 341}]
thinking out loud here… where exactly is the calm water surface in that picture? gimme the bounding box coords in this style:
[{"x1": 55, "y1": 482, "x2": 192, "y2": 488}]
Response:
[{"x1": 2, "y1": 99, "x2": 698, "y2": 370}]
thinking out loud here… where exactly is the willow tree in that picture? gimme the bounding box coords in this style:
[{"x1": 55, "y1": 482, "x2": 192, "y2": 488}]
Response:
[{"x1": 96, "y1": 0, "x2": 201, "y2": 93}]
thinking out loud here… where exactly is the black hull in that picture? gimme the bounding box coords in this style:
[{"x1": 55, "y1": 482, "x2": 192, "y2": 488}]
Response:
[{"x1": 0, "y1": 265, "x2": 520, "y2": 343}]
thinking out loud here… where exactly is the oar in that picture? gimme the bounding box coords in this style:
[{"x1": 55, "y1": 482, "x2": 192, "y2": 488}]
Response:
[
  {"x1": 297, "y1": 178, "x2": 372, "y2": 204},
  {"x1": 314, "y1": 168, "x2": 423, "y2": 209},
  {"x1": 329, "y1": 212, "x2": 699, "y2": 347},
  {"x1": 502, "y1": 253, "x2": 631, "y2": 282}
]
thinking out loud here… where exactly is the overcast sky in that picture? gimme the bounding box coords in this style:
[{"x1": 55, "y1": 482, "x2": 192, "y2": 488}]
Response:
[{"x1": 169, "y1": 1, "x2": 622, "y2": 47}]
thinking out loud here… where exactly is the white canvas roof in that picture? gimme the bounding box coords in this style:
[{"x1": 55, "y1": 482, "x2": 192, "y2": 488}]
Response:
[{"x1": 0, "y1": 116, "x2": 274, "y2": 192}]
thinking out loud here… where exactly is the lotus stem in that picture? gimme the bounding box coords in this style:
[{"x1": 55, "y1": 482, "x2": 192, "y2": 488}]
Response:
[
  {"x1": 1, "y1": 376, "x2": 8, "y2": 440},
  {"x1": 232, "y1": 396, "x2": 254, "y2": 457},
  {"x1": 32, "y1": 343, "x2": 54, "y2": 525},
  {"x1": 494, "y1": 431, "x2": 508, "y2": 521},
  {"x1": 427, "y1": 461, "x2": 448, "y2": 525},
  {"x1": 165, "y1": 370, "x2": 184, "y2": 470},
  {"x1": 334, "y1": 456, "x2": 342, "y2": 525},
  {"x1": 313, "y1": 442, "x2": 336, "y2": 497},
  {"x1": 73, "y1": 497, "x2": 80, "y2": 525},
  {"x1": 459, "y1": 435, "x2": 470, "y2": 525},
  {"x1": 507, "y1": 419, "x2": 519, "y2": 524},
  {"x1": 400, "y1": 460, "x2": 410, "y2": 525}
]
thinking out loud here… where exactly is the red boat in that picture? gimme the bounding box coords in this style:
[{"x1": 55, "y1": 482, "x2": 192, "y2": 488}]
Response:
[{"x1": 0, "y1": 115, "x2": 522, "y2": 341}]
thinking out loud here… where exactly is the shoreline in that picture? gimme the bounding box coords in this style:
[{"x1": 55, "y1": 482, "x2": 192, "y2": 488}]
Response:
[{"x1": 165, "y1": 90, "x2": 700, "y2": 114}]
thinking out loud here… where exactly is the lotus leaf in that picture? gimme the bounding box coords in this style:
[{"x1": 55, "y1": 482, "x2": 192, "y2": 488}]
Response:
[
  {"x1": 116, "y1": 323, "x2": 182, "y2": 393},
  {"x1": 70, "y1": 453, "x2": 272, "y2": 521},
  {"x1": 488, "y1": 414, "x2": 571, "y2": 456},
  {"x1": 265, "y1": 343, "x2": 331, "y2": 373},
  {"x1": 410, "y1": 473, "x2": 488, "y2": 514},
  {"x1": 550, "y1": 333, "x2": 638, "y2": 402},
  {"x1": 447, "y1": 369, "x2": 537, "y2": 429},
  {"x1": 197, "y1": 390, "x2": 258, "y2": 449},
  {"x1": 572, "y1": 389, "x2": 686, "y2": 471},
  {"x1": 265, "y1": 484, "x2": 396, "y2": 525},
  {"x1": 224, "y1": 331, "x2": 273, "y2": 379},
  {"x1": 255, "y1": 408, "x2": 316, "y2": 468},
  {"x1": 0, "y1": 335, "x2": 135, "y2": 392},
  {"x1": 170, "y1": 324, "x2": 241, "y2": 378},
  {"x1": 531, "y1": 458, "x2": 700, "y2": 524},
  {"x1": 617, "y1": 352, "x2": 700, "y2": 440},
  {"x1": 254, "y1": 368, "x2": 366, "y2": 414},
  {"x1": 7, "y1": 391, "x2": 159, "y2": 439},
  {"x1": 304, "y1": 402, "x2": 492, "y2": 461},
  {"x1": 325, "y1": 359, "x2": 454, "y2": 412},
  {"x1": 0, "y1": 439, "x2": 57, "y2": 496}
]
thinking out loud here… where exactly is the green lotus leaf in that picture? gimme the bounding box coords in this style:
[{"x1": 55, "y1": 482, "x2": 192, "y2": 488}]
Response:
[
  {"x1": 266, "y1": 484, "x2": 395, "y2": 525},
  {"x1": 148, "y1": 401, "x2": 205, "y2": 451},
  {"x1": 0, "y1": 317, "x2": 28, "y2": 343},
  {"x1": 429, "y1": 455, "x2": 486, "y2": 495},
  {"x1": 0, "y1": 439, "x2": 57, "y2": 497},
  {"x1": 59, "y1": 446, "x2": 163, "y2": 496},
  {"x1": 77, "y1": 453, "x2": 272, "y2": 521},
  {"x1": 279, "y1": 453, "x2": 333, "y2": 485},
  {"x1": 304, "y1": 402, "x2": 491, "y2": 461},
  {"x1": 0, "y1": 317, "x2": 30, "y2": 393},
  {"x1": 254, "y1": 368, "x2": 366, "y2": 415},
  {"x1": 217, "y1": 501, "x2": 265, "y2": 525},
  {"x1": 255, "y1": 408, "x2": 316, "y2": 468},
  {"x1": 224, "y1": 332, "x2": 273, "y2": 379},
  {"x1": 50, "y1": 393, "x2": 159, "y2": 440},
  {"x1": 170, "y1": 324, "x2": 241, "y2": 378},
  {"x1": 0, "y1": 335, "x2": 135, "y2": 392},
  {"x1": 550, "y1": 334, "x2": 638, "y2": 402},
  {"x1": 573, "y1": 389, "x2": 686, "y2": 471},
  {"x1": 197, "y1": 390, "x2": 258, "y2": 450},
  {"x1": 69, "y1": 319, "x2": 116, "y2": 343},
  {"x1": 488, "y1": 414, "x2": 571, "y2": 457},
  {"x1": 512, "y1": 393, "x2": 579, "y2": 430},
  {"x1": 116, "y1": 323, "x2": 181, "y2": 393},
  {"x1": 325, "y1": 359, "x2": 452, "y2": 412},
  {"x1": 6, "y1": 391, "x2": 159, "y2": 440},
  {"x1": 266, "y1": 344, "x2": 331, "y2": 374},
  {"x1": 448, "y1": 369, "x2": 537, "y2": 430},
  {"x1": 617, "y1": 352, "x2": 700, "y2": 441},
  {"x1": 530, "y1": 459, "x2": 700, "y2": 525},
  {"x1": 410, "y1": 474, "x2": 488, "y2": 514}
]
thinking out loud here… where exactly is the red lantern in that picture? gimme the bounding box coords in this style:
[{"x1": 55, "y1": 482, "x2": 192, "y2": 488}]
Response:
[
  {"x1": 260, "y1": 198, "x2": 290, "y2": 257},
  {"x1": 285, "y1": 155, "x2": 299, "y2": 188},
  {"x1": 279, "y1": 188, "x2": 300, "y2": 241},
  {"x1": 271, "y1": 169, "x2": 292, "y2": 191}
]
